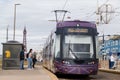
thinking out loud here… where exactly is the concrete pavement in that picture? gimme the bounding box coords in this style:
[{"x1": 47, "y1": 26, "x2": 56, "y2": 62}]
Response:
[
  {"x1": 99, "y1": 68, "x2": 120, "y2": 74},
  {"x1": 0, "y1": 60, "x2": 120, "y2": 80},
  {"x1": 0, "y1": 65, "x2": 58, "y2": 80}
]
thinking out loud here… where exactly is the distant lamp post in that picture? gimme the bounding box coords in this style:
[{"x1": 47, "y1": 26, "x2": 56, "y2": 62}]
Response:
[
  {"x1": 101, "y1": 34, "x2": 111, "y2": 56},
  {"x1": 6, "y1": 25, "x2": 9, "y2": 42},
  {"x1": 13, "y1": 3, "x2": 21, "y2": 41},
  {"x1": 102, "y1": 34, "x2": 110, "y2": 44},
  {"x1": 98, "y1": 34, "x2": 110, "y2": 55}
]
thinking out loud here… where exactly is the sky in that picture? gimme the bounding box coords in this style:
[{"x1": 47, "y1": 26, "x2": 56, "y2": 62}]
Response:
[{"x1": 0, "y1": 0, "x2": 120, "y2": 54}]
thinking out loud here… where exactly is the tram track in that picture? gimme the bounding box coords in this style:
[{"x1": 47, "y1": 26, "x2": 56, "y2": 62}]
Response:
[
  {"x1": 43, "y1": 66, "x2": 98, "y2": 80},
  {"x1": 43, "y1": 67, "x2": 97, "y2": 80}
]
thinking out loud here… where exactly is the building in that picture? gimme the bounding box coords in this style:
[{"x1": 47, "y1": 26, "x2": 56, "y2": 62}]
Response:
[{"x1": 100, "y1": 35, "x2": 120, "y2": 56}]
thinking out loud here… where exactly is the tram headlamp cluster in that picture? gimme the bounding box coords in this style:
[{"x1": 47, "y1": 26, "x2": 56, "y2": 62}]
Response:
[
  {"x1": 62, "y1": 60, "x2": 70, "y2": 64},
  {"x1": 88, "y1": 61, "x2": 95, "y2": 65}
]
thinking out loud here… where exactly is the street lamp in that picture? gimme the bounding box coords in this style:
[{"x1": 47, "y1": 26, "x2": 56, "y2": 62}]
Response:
[
  {"x1": 102, "y1": 34, "x2": 110, "y2": 44},
  {"x1": 13, "y1": 3, "x2": 21, "y2": 41},
  {"x1": 98, "y1": 34, "x2": 110, "y2": 44},
  {"x1": 98, "y1": 34, "x2": 110, "y2": 54}
]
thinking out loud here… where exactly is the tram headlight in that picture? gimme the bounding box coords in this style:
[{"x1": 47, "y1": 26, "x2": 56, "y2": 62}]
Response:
[
  {"x1": 62, "y1": 60, "x2": 70, "y2": 64},
  {"x1": 88, "y1": 61, "x2": 95, "y2": 65}
]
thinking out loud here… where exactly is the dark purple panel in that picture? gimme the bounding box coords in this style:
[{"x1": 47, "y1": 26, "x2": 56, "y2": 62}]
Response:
[
  {"x1": 54, "y1": 61, "x2": 98, "y2": 75},
  {"x1": 57, "y1": 20, "x2": 96, "y2": 28}
]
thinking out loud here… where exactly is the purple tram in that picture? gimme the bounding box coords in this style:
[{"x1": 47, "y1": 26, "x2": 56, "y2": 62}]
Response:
[{"x1": 42, "y1": 20, "x2": 98, "y2": 75}]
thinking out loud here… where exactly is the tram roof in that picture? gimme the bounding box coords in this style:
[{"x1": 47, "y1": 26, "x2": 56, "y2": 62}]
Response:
[{"x1": 56, "y1": 20, "x2": 96, "y2": 28}]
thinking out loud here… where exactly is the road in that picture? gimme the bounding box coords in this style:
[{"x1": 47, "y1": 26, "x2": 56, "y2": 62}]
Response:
[{"x1": 58, "y1": 71, "x2": 120, "y2": 80}]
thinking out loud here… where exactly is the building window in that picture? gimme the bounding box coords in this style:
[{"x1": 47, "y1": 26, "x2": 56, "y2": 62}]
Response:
[
  {"x1": 111, "y1": 41, "x2": 114, "y2": 46},
  {"x1": 108, "y1": 41, "x2": 110, "y2": 46},
  {"x1": 115, "y1": 40, "x2": 118, "y2": 46}
]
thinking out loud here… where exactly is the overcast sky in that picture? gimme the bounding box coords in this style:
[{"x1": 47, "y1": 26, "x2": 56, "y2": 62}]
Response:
[{"x1": 0, "y1": 0, "x2": 120, "y2": 54}]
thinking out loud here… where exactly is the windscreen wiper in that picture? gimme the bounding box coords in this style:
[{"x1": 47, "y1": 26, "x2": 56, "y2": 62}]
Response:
[{"x1": 68, "y1": 42, "x2": 78, "y2": 59}]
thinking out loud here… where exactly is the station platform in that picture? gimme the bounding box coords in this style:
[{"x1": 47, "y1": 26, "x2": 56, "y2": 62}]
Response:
[
  {"x1": 99, "y1": 60, "x2": 120, "y2": 74},
  {"x1": 0, "y1": 65, "x2": 58, "y2": 80},
  {"x1": 99, "y1": 68, "x2": 120, "y2": 74}
]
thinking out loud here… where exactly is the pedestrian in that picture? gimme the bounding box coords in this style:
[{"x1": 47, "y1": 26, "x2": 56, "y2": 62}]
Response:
[
  {"x1": 108, "y1": 52, "x2": 112, "y2": 69},
  {"x1": 110, "y1": 53, "x2": 118, "y2": 69},
  {"x1": 19, "y1": 48, "x2": 25, "y2": 70},
  {"x1": 32, "y1": 52, "x2": 37, "y2": 68},
  {"x1": 112, "y1": 53, "x2": 118, "y2": 69},
  {"x1": 118, "y1": 53, "x2": 120, "y2": 60},
  {"x1": 27, "y1": 49, "x2": 33, "y2": 70}
]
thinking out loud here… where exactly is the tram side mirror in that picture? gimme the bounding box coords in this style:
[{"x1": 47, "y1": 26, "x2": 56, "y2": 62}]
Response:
[{"x1": 97, "y1": 32, "x2": 99, "y2": 35}]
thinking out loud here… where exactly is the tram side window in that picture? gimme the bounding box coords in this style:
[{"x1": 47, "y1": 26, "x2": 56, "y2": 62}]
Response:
[
  {"x1": 55, "y1": 35, "x2": 60, "y2": 58},
  {"x1": 56, "y1": 51, "x2": 60, "y2": 58}
]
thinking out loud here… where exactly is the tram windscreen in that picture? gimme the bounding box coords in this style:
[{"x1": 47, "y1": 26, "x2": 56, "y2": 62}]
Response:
[
  {"x1": 71, "y1": 44, "x2": 90, "y2": 52},
  {"x1": 63, "y1": 35, "x2": 94, "y2": 59}
]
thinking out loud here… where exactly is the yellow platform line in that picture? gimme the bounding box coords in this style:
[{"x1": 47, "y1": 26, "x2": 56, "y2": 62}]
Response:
[{"x1": 43, "y1": 67, "x2": 59, "y2": 80}]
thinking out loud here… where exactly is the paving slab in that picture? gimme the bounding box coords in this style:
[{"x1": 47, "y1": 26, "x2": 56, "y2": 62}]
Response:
[{"x1": 0, "y1": 65, "x2": 58, "y2": 80}]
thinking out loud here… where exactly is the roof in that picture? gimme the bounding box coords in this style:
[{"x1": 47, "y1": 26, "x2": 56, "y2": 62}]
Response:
[
  {"x1": 2, "y1": 40, "x2": 23, "y2": 45},
  {"x1": 56, "y1": 20, "x2": 96, "y2": 28}
]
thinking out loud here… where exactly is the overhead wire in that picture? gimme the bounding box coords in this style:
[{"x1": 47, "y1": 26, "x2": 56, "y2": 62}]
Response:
[
  {"x1": 58, "y1": 0, "x2": 69, "y2": 21},
  {"x1": 58, "y1": 0, "x2": 111, "y2": 21},
  {"x1": 110, "y1": 9, "x2": 120, "y2": 23},
  {"x1": 104, "y1": 2, "x2": 120, "y2": 23},
  {"x1": 99, "y1": 0, "x2": 110, "y2": 7},
  {"x1": 112, "y1": 7, "x2": 120, "y2": 23},
  {"x1": 76, "y1": 0, "x2": 120, "y2": 34},
  {"x1": 80, "y1": 11, "x2": 96, "y2": 21},
  {"x1": 62, "y1": 0, "x2": 68, "y2": 10},
  {"x1": 82, "y1": 0, "x2": 110, "y2": 20},
  {"x1": 105, "y1": 0, "x2": 110, "y2": 4}
]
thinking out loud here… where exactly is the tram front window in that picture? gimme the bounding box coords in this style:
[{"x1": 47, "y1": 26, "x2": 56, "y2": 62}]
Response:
[{"x1": 63, "y1": 35, "x2": 94, "y2": 59}]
